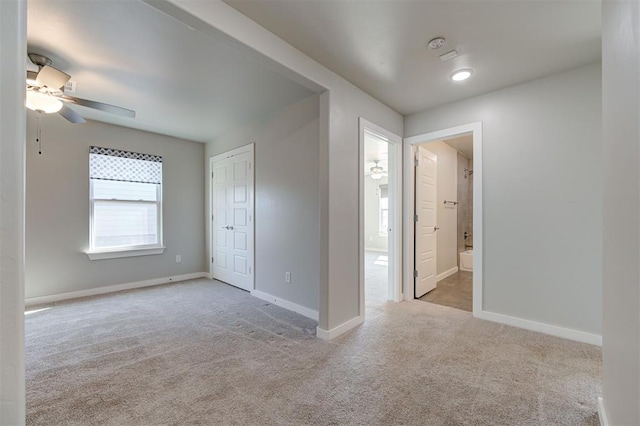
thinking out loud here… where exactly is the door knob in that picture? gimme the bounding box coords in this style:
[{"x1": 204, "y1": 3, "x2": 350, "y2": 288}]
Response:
[
  {"x1": 229, "y1": 226, "x2": 234, "y2": 230},
  {"x1": 434, "y1": 226, "x2": 440, "y2": 231}
]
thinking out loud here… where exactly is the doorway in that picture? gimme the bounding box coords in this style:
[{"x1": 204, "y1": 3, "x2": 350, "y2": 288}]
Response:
[
  {"x1": 403, "y1": 122, "x2": 483, "y2": 316},
  {"x1": 414, "y1": 136, "x2": 474, "y2": 311},
  {"x1": 359, "y1": 119, "x2": 402, "y2": 317},
  {"x1": 209, "y1": 143, "x2": 255, "y2": 292}
]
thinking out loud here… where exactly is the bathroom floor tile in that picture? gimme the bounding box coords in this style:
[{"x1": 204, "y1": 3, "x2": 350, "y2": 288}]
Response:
[{"x1": 419, "y1": 271, "x2": 472, "y2": 312}]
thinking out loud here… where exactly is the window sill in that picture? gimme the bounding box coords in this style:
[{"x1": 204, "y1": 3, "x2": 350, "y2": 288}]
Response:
[{"x1": 86, "y1": 246, "x2": 165, "y2": 261}]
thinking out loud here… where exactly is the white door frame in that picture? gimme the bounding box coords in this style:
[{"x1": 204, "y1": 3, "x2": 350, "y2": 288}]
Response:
[
  {"x1": 359, "y1": 118, "x2": 402, "y2": 318},
  {"x1": 403, "y1": 122, "x2": 483, "y2": 316},
  {"x1": 208, "y1": 143, "x2": 255, "y2": 290}
]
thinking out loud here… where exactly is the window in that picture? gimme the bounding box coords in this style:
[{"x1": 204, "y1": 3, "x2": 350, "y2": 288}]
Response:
[
  {"x1": 379, "y1": 184, "x2": 388, "y2": 235},
  {"x1": 87, "y1": 146, "x2": 164, "y2": 260}
]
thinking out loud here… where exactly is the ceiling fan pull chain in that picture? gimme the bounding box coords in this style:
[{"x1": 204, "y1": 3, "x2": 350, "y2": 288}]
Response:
[{"x1": 36, "y1": 111, "x2": 43, "y2": 155}]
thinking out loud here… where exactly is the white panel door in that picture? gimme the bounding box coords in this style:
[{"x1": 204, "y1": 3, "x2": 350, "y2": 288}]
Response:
[
  {"x1": 415, "y1": 146, "x2": 437, "y2": 298},
  {"x1": 211, "y1": 149, "x2": 253, "y2": 291}
]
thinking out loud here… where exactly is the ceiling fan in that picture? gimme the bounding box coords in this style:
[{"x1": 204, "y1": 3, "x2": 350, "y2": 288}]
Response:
[
  {"x1": 370, "y1": 160, "x2": 388, "y2": 180},
  {"x1": 25, "y1": 53, "x2": 135, "y2": 123}
]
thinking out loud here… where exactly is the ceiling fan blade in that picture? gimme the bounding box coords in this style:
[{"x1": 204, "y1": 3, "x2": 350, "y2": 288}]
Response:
[
  {"x1": 59, "y1": 95, "x2": 135, "y2": 118},
  {"x1": 35, "y1": 65, "x2": 70, "y2": 89},
  {"x1": 58, "y1": 104, "x2": 86, "y2": 124}
]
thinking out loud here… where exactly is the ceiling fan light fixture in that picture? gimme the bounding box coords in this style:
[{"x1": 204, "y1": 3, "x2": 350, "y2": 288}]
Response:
[
  {"x1": 370, "y1": 160, "x2": 384, "y2": 179},
  {"x1": 26, "y1": 70, "x2": 39, "y2": 86},
  {"x1": 26, "y1": 90, "x2": 63, "y2": 113},
  {"x1": 35, "y1": 65, "x2": 71, "y2": 90}
]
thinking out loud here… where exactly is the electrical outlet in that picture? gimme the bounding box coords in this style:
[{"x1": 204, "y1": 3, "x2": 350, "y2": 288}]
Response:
[
  {"x1": 285, "y1": 272, "x2": 291, "y2": 283},
  {"x1": 176, "y1": 255, "x2": 181, "y2": 263}
]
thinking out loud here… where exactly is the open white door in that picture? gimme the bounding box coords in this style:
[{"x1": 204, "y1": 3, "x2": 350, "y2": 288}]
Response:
[
  {"x1": 211, "y1": 145, "x2": 254, "y2": 291},
  {"x1": 415, "y1": 146, "x2": 437, "y2": 298}
]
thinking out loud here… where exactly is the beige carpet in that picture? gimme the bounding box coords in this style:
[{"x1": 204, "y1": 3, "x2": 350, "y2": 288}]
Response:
[{"x1": 26, "y1": 279, "x2": 601, "y2": 425}]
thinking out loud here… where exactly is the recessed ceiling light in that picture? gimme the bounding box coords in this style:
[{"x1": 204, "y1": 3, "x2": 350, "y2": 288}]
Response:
[{"x1": 451, "y1": 69, "x2": 473, "y2": 81}]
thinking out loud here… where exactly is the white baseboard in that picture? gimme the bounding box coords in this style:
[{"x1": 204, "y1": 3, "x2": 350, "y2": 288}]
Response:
[
  {"x1": 316, "y1": 315, "x2": 364, "y2": 340},
  {"x1": 598, "y1": 397, "x2": 609, "y2": 426},
  {"x1": 251, "y1": 289, "x2": 319, "y2": 321},
  {"x1": 365, "y1": 247, "x2": 388, "y2": 253},
  {"x1": 475, "y1": 310, "x2": 602, "y2": 346},
  {"x1": 25, "y1": 272, "x2": 209, "y2": 307},
  {"x1": 437, "y1": 266, "x2": 459, "y2": 282}
]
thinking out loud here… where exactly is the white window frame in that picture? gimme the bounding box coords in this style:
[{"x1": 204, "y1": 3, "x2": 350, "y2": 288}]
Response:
[
  {"x1": 378, "y1": 184, "x2": 389, "y2": 236},
  {"x1": 87, "y1": 171, "x2": 165, "y2": 260}
]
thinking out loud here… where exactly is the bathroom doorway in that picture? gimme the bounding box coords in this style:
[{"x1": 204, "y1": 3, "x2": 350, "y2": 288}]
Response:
[
  {"x1": 403, "y1": 122, "x2": 483, "y2": 316},
  {"x1": 415, "y1": 136, "x2": 474, "y2": 311}
]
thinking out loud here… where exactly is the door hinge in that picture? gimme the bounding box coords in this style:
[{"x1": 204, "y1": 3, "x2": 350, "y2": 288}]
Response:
[
  {"x1": 249, "y1": 267, "x2": 252, "y2": 274},
  {"x1": 212, "y1": 172, "x2": 214, "y2": 178},
  {"x1": 211, "y1": 257, "x2": 214, "y2": 263},
  {"x1": 413, "y1": 270, "x2": 418, "y2": 278},
  {"x1": 212, "y1": 214, "x2": 214, "y2": 221},
  {"x1": 414, "y1": 157, "x2": 419, "y2": 167},
  {"x1": 414, "y1": 214, "x2": 418, "y2": 222},
  {"x1": 249, "y1": 162, "x2": 252, "y2": 170}
]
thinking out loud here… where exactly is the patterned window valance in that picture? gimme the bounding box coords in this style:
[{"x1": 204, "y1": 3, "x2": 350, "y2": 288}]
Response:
[{"x1": 89, "y1": 146, "x2": 162, "y2": 184}]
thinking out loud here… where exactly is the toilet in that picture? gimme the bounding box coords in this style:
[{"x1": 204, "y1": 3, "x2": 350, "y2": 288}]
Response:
[{"x1": 459, "y1": 250, "x2": 473, "y2": 272}]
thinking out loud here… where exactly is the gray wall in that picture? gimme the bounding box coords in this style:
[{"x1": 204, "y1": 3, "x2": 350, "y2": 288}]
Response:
[
  {"x1": 0, "y1": 0, "x2": 26, "y2": 422},
  {"x1": 163, "y1": 0, "x2": 405, "y2": 331},
  {"x1": 602, "y1": 0, "x2": 639, "y2": 423},
  {"x1": 405, "y1": 63, "x2": 602, "y2": 335},
  {"x1": 205, "y1": 94, "x2": 320, "y2": 312},
  {"x1": 26, "y1": 112, "x2": 205, "y2": 299}
]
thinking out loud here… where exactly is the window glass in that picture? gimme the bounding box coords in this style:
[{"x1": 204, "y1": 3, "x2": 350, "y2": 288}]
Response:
[
  {"x1": 379, "y1": 184, "x2": 388, "y2": 235},
  {"x1": 92, "y1": 180, "x2": 157, "y2": 201},
  {"x1": 93, "y1": 201, "x2": 158, "y2": 249}
]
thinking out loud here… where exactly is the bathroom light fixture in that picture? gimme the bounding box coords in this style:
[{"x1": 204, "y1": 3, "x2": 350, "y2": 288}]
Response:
[
  {"x1": 451, "y1": 69, "x2": 473, "y2": 81},
  {"x1": 26, "y1": 90, "x2": 63, "y2": 113}
]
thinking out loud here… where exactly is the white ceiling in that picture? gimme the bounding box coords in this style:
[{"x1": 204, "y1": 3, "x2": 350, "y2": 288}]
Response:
[
  {"x1": 443, "y1": 135, "x2": 473, "y2": 159},
  {"x1": 27, "y1": 0, "x2": 314, "y2": 143},
  {"x1": 224, "y1": 0, "x2": 601, "y2": 115}
]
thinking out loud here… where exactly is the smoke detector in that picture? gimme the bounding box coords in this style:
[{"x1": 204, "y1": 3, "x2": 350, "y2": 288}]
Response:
[{"x1": 428, "y1": 37, "x2": 446, "y2": 50}]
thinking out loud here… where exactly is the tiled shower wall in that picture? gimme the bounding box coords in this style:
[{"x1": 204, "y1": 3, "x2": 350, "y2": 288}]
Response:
[{"x1": 456, "y1": 152, "x2": 473, "y2": 265}]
